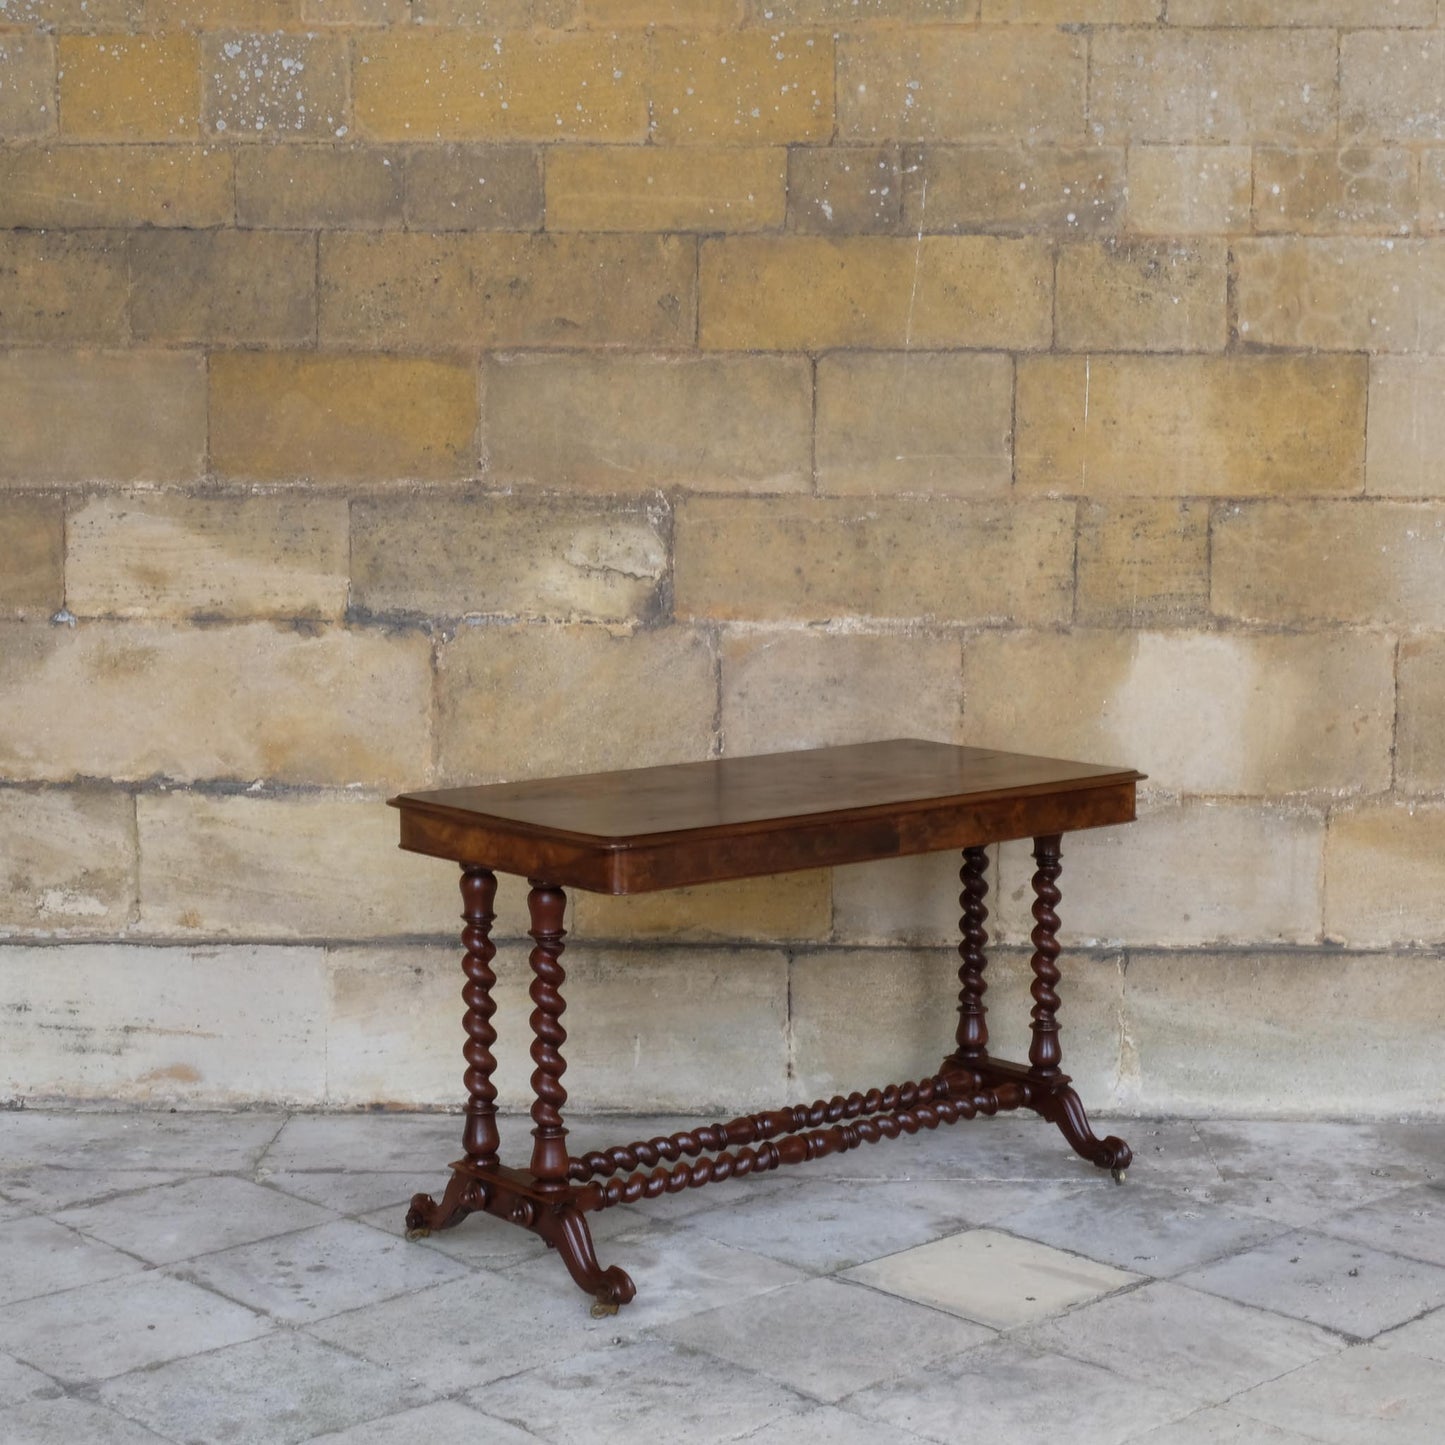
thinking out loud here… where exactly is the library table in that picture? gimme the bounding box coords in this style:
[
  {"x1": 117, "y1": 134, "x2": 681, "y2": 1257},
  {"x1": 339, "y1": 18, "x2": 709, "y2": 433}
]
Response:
[{"x1": 389, "y1": 738, "x2": 1143, "y2": 1314}]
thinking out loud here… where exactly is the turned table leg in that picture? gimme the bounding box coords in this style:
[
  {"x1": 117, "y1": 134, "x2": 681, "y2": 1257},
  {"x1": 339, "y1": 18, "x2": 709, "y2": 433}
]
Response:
[{"x1": 953, "y1": 845, "x2": 991, "y2": 1071}]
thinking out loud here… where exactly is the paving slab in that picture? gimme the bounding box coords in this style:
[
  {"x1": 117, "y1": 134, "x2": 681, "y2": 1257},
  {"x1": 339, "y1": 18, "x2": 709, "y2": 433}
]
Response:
[
  {"x1": 1310, "y1": 1183, "x2": 1445, "y2": 1267},
  {"x1": 262, "y1": 1170, "x2": 422, "y2": 1216},
  {"x1": 303, "y1": 1399, "x2": 542, "y2": 1444},
  {"x1": 662, "y1": 1275, "x2": 994, "y2": 1403},
  {"x1": 0, "y1": 1166, "x2": 194, "y2": 1214},
  {"x1": 1128, "y1": 1406, "x2": 1329, "y2": 1443},
  {"x1": 743, "y1": 1407, "x2": 936, "y2": 1444},
  {"x1": 261, "y1": 1113, "x2": 465, "y2": 1174},
  {"x1": 0, "y1": 1396, "x2": 173, "y2": 1444},
  {"x1": 0, "y1": 1352, "x2": 60, "y2": 1409},
  {"x1": 0, "y1": 1110, "x2": 284, "y2": 1173},
  {"x1": 1375, "y1": 1304, "x2": 1445, "y2": 1365},
  {"x1": 0, "y1": 1214, "x2": 144, "y2": 1306}
]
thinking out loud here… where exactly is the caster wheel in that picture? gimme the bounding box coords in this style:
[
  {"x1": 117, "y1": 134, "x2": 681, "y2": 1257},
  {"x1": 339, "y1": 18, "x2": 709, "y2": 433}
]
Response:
[
  {"x1": 1111, "y1": 1167, "x2": 1127, "y2": 1186},
  {"x1": 405, "y1": 1226, "x2": 432, "y2": 1241},
  {"x1": 590, "y1": 1296, "x2": 620, "y2": 1319}
]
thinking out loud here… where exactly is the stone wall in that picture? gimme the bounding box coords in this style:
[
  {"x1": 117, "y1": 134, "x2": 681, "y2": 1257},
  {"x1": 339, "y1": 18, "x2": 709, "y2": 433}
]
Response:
[{"x1": 2, "y1": 1, "x2": 1442, "y2": 1117}]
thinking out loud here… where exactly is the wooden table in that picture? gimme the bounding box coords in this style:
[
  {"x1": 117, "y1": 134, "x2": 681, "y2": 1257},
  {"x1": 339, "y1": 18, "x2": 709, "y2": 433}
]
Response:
[{"x1": 390, "y1": 738, "x2": 1143, "y2": 1314}]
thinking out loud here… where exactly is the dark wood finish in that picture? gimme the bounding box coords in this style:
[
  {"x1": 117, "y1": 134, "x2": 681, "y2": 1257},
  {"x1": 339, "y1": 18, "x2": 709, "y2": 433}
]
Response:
[
  {"x1": 390, "y1": 739, "x2": 1142, "y2": 893},
  {"x1": 394, "y1": 740, "x2": 1144, "y2": 1310}
]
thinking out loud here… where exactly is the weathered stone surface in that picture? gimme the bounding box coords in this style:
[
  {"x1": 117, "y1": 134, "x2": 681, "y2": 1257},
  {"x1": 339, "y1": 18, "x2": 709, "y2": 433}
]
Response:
[
  {"x1": 832, "y1": 850, "x2": 986, "y2": 948},
  {"x1": 236, "y1": 146, "x2": 404, "y2": 229},
  {"x1": 1235, "y1": 238, "x2": 1445, "y2": 351},
  {"x1": 652, "y1": 30, "x2": 833, "y2": 145},
  {"x1": 994, "y1": 802, "x2": 1325, "y2": 948},
  {"x1": 0, "y1": 497, "x2": 63, "y2": 619},
  {"x1": 0, "y1": 789, "x2": 135, "y2": 935},
  {"x1": 1125, "y1": 950, "x2": 1445, "y2": 1119},
  {"x1": 675, "y1": 497, "x2": 1075, "y2": 624},
  {"x1": 906, "y1": 145, "x2": 1125, "y2": 234},
  {"x1": 1367, "y1": 358, "x2": 1445, "y2": 495},
  {"x1": 326, "y1": 943, "x2": 789, "y2": 1111},
  {"x1": 837, "y1": 29, "x2": 1085, "y2": 142},
  {"x1": 482, "y1": 354, "x2": 811, "y2": 492},
  {"x1": 435, "y1": 623, "x2": 715, "y2": 783},
  {"x1": 1342, "y1": 30, "x2": 1445, "y2": 142},
  {"x1": 136, "y1": 794, "x2": 457, "y2": 938},
  {"x1": 320, "y1": 233, "x2": 695, "y2": 348},
  {"x1": 788, "y1": 146, "x2": 901, "y2": 235},
  {"x1": 962, "y1": 630, "x2": 1394, "y2": 797},
  {"x1": 1055, "y1": 240, "x2": 1228, "y2": 352},
  {"x1": 129, "y1": 230, "x2": 316, "y2": 345},
  {"x1": 1075, "y1": 500, "x2": 1210, "y2": 628},
  {"x1": 1212, "y1": 501, "x2": 1445, "y2": 627},
  {"x1": 353, "y1": 32, "x2": 648, "y2": 142},
  {"x1": 0, "y1": 945, "x2": 328, "y2": 1104},
  {"x1": 410, "y1": 0, "x2": 573, "y2": 20},
  {"x1": 66, "y1": 495, "x2": 349, "y2": 621},
  {"x1": 0, "y1": 232, "x2": 127, "y2": 344},
  {"x1": 58, "y1": 34, "x2": 198, "y2": 140},
  {"x1": 201, "y1": 32, "x2": 349, "y2": 140},
  {"x1": 1255, "y1": 148, "x2": 1415, "y2": 236},
  {"x1": 1325, "y1": 803, "x2": 1445, "y2": 945},
  {"x1": 573, "y1": 871, "x2": 832, "y2": 943},
  {"x1": 0, "y1": 352, "x2": 205, "y2": 485},
  {"x1": 700, "y1": 236, "x2": 1052, "y2": 350},
  {"x1": 763, "y1": 0, "x2": 973, "y2": 18},
  {"x1": 0, "y1": 146, "x2": 232, "y2": 228},
  {"x1": 547, "y1": 145, "x2": 785, "y2": 232},
  {"x1": 815, "y1": 352, "x2": 1013, "y2": 496},
  {"x1": 0, "y1": 36, "x2": 54, "y2": 138},
  {"x1": 0, "y1": 0, "x2": 144, "y2": 26},
  {"x1": 1396, "y1": 639, "x2": 1445, "y2": 793},
  {"x1": 1091, "y1": 29, "x2": 1336, "y2": 144},
  {"x1": 1173, "y1": 0, "x2": 1432, "y2": 21},
  {"x1": 304, "y1": 0, "x2": 406, "y2": 19},
  {"x1": 404, "y1": 144, "x2": 542, "y2": 230},
  {"x1": 1418, "y1": 150, "x2": 1445, "y2": 234},
  {"x1": 210, "y1": 352, "x2": 478, "y2": 483},
  {"x1": 351, "y1": 495, "x2": 668, "y2": 622},
  {"x1": 1016, "y1": 355, "x2": 1367, "y2": 497},
  {"x1": 0, "y1": 623, "x2": 432, "y2": 786},
  {"x1": 1125, "y1": 145, "x2": 1251, "y2": 235},
  {"x1": 720, "y1": 630, "x2": 963, "y2": 756}
]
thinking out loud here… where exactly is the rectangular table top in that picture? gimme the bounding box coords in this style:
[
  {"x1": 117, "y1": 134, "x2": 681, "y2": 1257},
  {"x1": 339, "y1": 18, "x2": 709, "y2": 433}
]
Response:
[{"x1": 390, "y1": 739, "x2": 1143, "y2": 894}]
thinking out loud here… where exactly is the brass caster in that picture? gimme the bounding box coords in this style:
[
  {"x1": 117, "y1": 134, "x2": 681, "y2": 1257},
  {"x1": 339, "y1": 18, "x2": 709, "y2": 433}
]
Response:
[
  {"x1": 405, "y1": 1226, "x2": 432, "y2": 1241},
  {"x1": 1111, "y1": 1167, "x2": 1127, "y2": 1186},
  {"x1": 590, "y1": 1296, "x2": 620, "y2": 1319}
]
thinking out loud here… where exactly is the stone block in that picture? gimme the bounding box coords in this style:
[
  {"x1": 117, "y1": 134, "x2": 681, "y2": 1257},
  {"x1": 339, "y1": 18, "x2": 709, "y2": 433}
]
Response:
[
  {"x1": 351, "y1": 495, "x2": 668, "y2": 622},
  {"x1": 675, "y1": 497, "x2": 1075, "y2": 624},
  {"x1": 482, "y1": 354, "x2": 811, "y2": 493},
  {"x1": 832, "y1": 849, "x2": 993, "y2": 948},
  {"x1": 1212, "y1": 501, "x2": 1445, "y2": 627},
  {"x1": 993, "y1": 801, "x2": 1325, "y2": 948},
  {"x1": 136, "y1": 793, "x2": 457, "y2": 938},
  {"x1": 906, "y1": 145, "x2": 1125, "y2": 235},
  {"x1": 411, "y1": 0, "x2": 573, "y2": 19},
  {"x1": 66, "y1": 494, "x2": 349, "y2": 621},
  {"x1": 1396, "y1": 638, "x2": 1445, "y2": 793},
  {"x1": 1090, "y1": 29, "x2": 1336, "y2": 144},
  {"x1": 1016, "y1": 355, "x2": 1367, "y2": 497},
  {"x1": 699, "y1": 236, "x2": 1052, "y2": 350},
  {"x1": 1235, "y1": 238, "x2": 1445, "y2": 351},
  {"x1": 352, "y1": 32, "x2": 648, "y2": 142},
  {"x1": 1325, "y1": 803, "x2": 1445, "y2": 945},
  {"x1": 1056, "y1": 239, "x2": 1227, "y2": 352},
  {"x1": 816, "y1": 352, "x2": 1012, "y2": 496},
  {"x1": 0, "y1": 622, "x2": 432, "y2": 786},
  {"x1": 326, "y1": 943, "x2": 790, "y2": 1112},
  {"x1": 0, "y1": 788, "x2": 135, "y2": 935},
  {"x1": 762, "y1": 0, "x2": 972, "y2": 17},
  {"x1": 1075, "y1": 500, "x2": 1210, "y2": 628},
  {"x1": 0, "y1": 36, "x2": 53, "y2": 137},
  {"x1": 1172, "y1": 0, "x2": 1433, "y2": 20},
  {"x1": 651, "y1": 30, "x2": 832, "y2": 145},
  {"x1": 547, "y1": 145, "x2": 785, "y2": 232},
  {"x1": 574, "y1": 871, "x2": 832, "y2": 943},
  {"x1": 1342, "y1": 29, "x2": 1445, "y2": 141},
  {"x1": 303, "y1": 0, "x2": 405, "y2": 19},
  {"x1": 147, "y1": 0, "x2": 302, "y2": 22},
  {"x1": 0, "y1": 232, "x2": 127, "y2": 345},
  {"x1": 58, "y1": 34, "x2": 197, "y2": 140},
  {"x1": 1255, "y1": 147, "x2": 1415, "y2": 236},
  {"x1": 0, "y1": 1, "x2": 144, "y2": 25},
  {"x1": 0, "y1": 146, "x2": 232, "y2": 228},
  {"x1": 1367, "y1": 358, "x2": 1445, "y2": 495},
  {"x1": 210, "y1": 352, "x2": 478, "y2": 483},
  {"x1": 320, "y1": 233, "x2": 695, "y2": 349},
  {"x1": 435, "y1": 623, "x2": 715, "y2": 783},
  {"x1": 0, "y1": 351, "x2": 205, "y2": 485},
  {"x1": 962, "y1": 629, "x2": 1394, "y2": 797},
  {"x1": 1125, "y1": 145, "x2": 1251, "y2": 235},
  {"x1": 403, "y1": 144, "x2": 542, "y2": 230},
  {"x1": 788, "y1": 146, "x2": 900, "y2": 235},
  {"x1": 128, "y1": 230, "x2": 315, "y2": 345},
  {"x1": 1418, "y1": 151, "x2": 1445, "y2": 233},
  {"x1": 0, "y1": 497, "x2": 63, "y2": 619},
  {"x1": 1124, "y1": 950, "x2": 1445, "y2": 1119},
  {"x1": 720, "y1": 630, "x2": 963, "y2": 756},
  {"x1": 201, "y1": 32, "x2": 349, "y2": 140},
  {"x1": 0, "y1": 945, "x2": 328, "y2": 1105},
  {"x1": 236, "y1": 146, "x2": 404, "y2": 229},
  {"x1": 837, "y1": 28, "x2": 1085, "y2": 142}
]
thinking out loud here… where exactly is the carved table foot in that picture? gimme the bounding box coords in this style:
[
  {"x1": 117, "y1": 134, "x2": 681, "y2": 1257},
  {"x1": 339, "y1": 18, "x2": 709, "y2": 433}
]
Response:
[
  {"x1": 404, "y1": 1171, "x2": 484, "y2": 1239},
  {"x1": 1035, "y1": 1083, "x2": 1133, "y2": 1183},
  {"x1": 535, "y1": 1205, "x2": 636, "y2": 1316}
]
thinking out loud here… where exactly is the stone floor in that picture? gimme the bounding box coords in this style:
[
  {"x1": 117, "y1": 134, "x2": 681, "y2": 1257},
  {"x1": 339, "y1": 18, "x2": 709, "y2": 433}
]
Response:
[{"x1": 1, "y1": 1110, "x2": 1444, "y2": 1443}]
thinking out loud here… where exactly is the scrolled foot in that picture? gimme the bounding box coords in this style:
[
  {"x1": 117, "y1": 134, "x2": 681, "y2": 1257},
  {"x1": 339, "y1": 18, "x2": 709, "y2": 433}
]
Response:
[
  {"x1": 404, "y1": 1173, "x2": 481, "y2": 1239},
  {"x1": 1036, "y1": 1085, "x2": 1133, "y2": 1181},
  {"x1": 541, "y1": 1206, "x2": 637, "y2": 1312}
]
